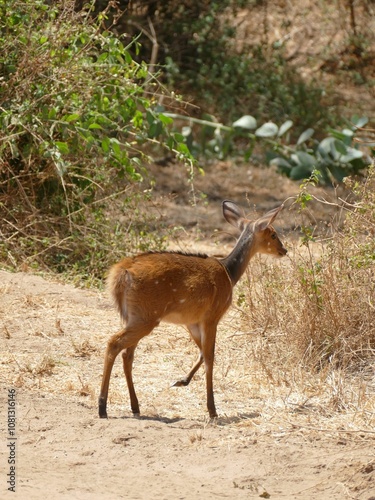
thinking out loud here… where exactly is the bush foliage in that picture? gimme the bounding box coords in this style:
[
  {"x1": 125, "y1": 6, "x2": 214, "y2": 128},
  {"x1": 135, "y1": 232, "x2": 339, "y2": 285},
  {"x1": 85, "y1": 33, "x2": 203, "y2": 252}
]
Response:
[
  {"x1": 242, "y1": 167, "x2": 375, "y2": 371},
  {"x1": 0, "y1": 0, "x2": 190, "y2": 282},
  {"x1": 118, "y1": 0, "x2": 334, "y2": 129}
]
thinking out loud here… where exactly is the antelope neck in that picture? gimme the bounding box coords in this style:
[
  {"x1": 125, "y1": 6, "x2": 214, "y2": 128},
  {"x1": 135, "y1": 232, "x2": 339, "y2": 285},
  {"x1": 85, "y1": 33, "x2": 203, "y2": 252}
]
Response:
[{"x1": 219, "y1": 225, "x2": 257, "y2": 285}]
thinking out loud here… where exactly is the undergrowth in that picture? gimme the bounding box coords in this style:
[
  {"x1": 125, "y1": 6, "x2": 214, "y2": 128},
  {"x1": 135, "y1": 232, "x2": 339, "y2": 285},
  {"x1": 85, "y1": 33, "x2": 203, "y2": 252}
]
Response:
[
  {"x1": 241, "y1": 167, "x2": 375, "y2": 373},
  {"x1": 0, "y1": 0, "x2": 192, "y2": 284}
]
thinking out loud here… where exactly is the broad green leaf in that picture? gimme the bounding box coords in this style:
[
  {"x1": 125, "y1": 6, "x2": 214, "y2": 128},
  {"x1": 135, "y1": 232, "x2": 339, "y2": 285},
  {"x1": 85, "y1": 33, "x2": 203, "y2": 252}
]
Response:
[
  {"x1": 341, "y1": 128, "x2": 354, "y2": 145},
  {"x1": 101, "y1": 137, "x2": 110, "y2": 153},
  {"x1": 173, "y1": 133, "x2": 185, "y2": 143},
  {"x1": 110, "y1": 138, "x2": 121, "y2": 158},
  {"x1": 55, "y1": 142, "x2": 69, "y2": 154},
  {"x1": 330, "y1": 165, "x2": 348, "y2": 182},
  {"x1": 64, "y1": 114, "x2": 80, "y2": 123},
  {"x1": 329, "y1": 128, "x2": 353, "y2": 145},
  {"x1": 290, "y1": 165, "x2": 313, "y2": 180},
  {"x1": 270, "y1": 157, "x2": 292, "y2": 169},
  {"x1": 277, "y1": 120, "x2": 293, "y2": 137},
  {"x1": 342, "y1": 128, "x2": 354, "y2": 137},
  {"x1": 233, "y1": 115, "x2": 257, "y2": 130},
  {"x1": 318, "y1": 137, "x2": 337, "y2": 159},
  {"x1": 97, "y1": 52, "x2": 108, "y2": 62},
  {"x1": 158, "y1": 113, "x2": 174, "y2": 125},
  {"x1": 124, "y1": 51, "x2": 133, "y2": 65},
  {"x1": 339, "y1": 147, "x2": 363, "y2": 163},
  {"x1": 48, "y1": 108, "x2": 57, "y2": 119},
  {"x1": 297, "y1": 128, "x2": 314, "y2": 145},
  {"x1": 88, "y1": 123, "x2": 102, "y2": 130},
  {"x1": 351, "y1": 116, "x2": 368, "y2": 129},
  {"x1": 146, "y1": 110, "x2": 155, "y2": 126},
  {"x1": 333, "y1": 139, "x2": 347, "y2": 156},
  {"x1": 149, "y1": 121, "x2": 162, "y2": 138},
  {"x1": 255, "y1": 122, "x2": 278, "y2": 137},
  {"x1": 177, "y1": 142, "x2": 191, "y2": 155},
  {"x1": 297, "y1": 151, "x2": 316, "y2": 168}
]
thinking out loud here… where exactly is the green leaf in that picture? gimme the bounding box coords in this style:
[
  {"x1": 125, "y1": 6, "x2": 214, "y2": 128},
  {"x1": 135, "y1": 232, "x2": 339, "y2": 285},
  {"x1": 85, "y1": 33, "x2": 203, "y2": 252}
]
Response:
[
  {"x1": 146, "y1": 110, "x2": 156, "y2": 126},
  {"x1": 339, "y1": 147, "x2": 363, "y2": 163},
  {"x1": 329, "y1": 165, "x2": 348, "y2": 182},
  {"x1": 297, "y1": 128, "x2": 314, "y2": 145},
  {"x1": 177, "y1": 142, "x2": 191, "y2": 155},
  {"x1": 328, "y1": 128, "x2": 353, "y2": 145},
  {"x1": 55, "y1": 142, "x2": 69, "y2": 154},
  {"x1": 270, "y1": 157, "x2": 292, "y2": 169},
  {"x1": 173, "y1": 133, "x2": 185, "y2": 143},
  {"x1": 149, "y1": 121, "x2": 163, "y2": 138},
  {"x1": 292, "y1": 151, "x2": 316, "y2": 169},
  {"x1": 88, "y1": 123, "x2": 102, "y2": 130},
  {"x1": 158, "y1": 113, "x2": 174, "y2": 126},
  {"x1": 318, "y1": 137, "x2": 337, "y2": 159},
  {"x1": 351, "y1": 116, "x2": 368, "y2": 129},
  {"x1": 64, "y1": 114, "x2": 80, "y2": 123},
  {"x1": 255, "y1": 122, "x2": 278, "y2": 137},
  {"x1": 48, "y1": 108, "x2": 57, "y2": 119},
  {"x1": 277, "y1": 120, "x2": 293, "y2": 137},
  {"x1": 334, "y1": 139, "x2": 347, "y2": 156},
  {"x1": 124, "y1": 51, "x2": 133, "y2": 65},
  {"x1": 110, "y1": 138, "x2": 122, "y2": 158},
  {"x1": 232, "y1": 115, "x2": 257, "y2": 130},
  {"x1": 290, "y1": 165, "x2": 313, "y2": 180},
  {"x1": 101, "y1": 137, "x2": 110, "y2": 154},
  {"x1": 97, "y1": 52, "x2": 108, "y2": 62}
]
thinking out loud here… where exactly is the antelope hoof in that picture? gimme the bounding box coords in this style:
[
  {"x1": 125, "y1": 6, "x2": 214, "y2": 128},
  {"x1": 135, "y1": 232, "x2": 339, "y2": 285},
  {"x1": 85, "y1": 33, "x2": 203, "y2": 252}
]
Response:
[
  {"x1": 98, "y1": 398, "x2": 108, "y2": 418},
  {"x1": 172, "y1": 378, "x2": 189, "y2": 387}
]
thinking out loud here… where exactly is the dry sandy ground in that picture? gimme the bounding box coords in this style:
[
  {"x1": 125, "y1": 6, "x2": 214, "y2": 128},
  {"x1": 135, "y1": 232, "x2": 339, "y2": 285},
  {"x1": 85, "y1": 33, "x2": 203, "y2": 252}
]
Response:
[{"x1": 1, "y1": 265, "x2": 374, "y2": 500}]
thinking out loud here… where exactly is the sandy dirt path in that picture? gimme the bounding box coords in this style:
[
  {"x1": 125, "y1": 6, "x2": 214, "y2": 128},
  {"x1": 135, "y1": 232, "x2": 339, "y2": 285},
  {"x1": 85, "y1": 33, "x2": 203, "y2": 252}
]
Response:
[{"x1": 1, "y1": 270, "x2": 374, "y2": 499}]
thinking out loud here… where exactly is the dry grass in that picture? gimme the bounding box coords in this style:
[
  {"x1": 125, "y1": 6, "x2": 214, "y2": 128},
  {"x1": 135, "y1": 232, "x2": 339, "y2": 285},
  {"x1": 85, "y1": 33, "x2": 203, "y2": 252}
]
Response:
[{"x1": 233, "y1": 169, "x2": 375, "y2": 432}]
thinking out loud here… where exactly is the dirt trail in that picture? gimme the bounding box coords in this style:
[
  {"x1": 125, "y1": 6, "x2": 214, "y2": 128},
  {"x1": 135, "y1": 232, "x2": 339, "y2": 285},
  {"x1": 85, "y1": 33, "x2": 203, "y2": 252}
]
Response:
[{"x1": 1, "y1": 269, "x2": 374, "y2": 499}]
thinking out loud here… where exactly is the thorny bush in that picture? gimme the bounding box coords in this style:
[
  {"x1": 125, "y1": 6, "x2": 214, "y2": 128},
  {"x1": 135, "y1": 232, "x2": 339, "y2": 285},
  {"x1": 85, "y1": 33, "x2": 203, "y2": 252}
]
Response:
[{"x1": 0, "y1": 0, "x2": 191, "y2": 283}]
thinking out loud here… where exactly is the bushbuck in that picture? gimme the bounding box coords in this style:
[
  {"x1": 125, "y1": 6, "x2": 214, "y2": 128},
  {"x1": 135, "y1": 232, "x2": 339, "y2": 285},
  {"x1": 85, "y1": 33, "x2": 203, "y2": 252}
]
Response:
[{"x1": 99, "y1": 200, "x2": 287, "y2": 419}]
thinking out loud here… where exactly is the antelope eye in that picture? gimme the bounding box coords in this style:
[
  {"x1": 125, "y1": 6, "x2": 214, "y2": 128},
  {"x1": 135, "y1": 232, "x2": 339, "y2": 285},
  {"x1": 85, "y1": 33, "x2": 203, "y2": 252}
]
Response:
[{"x1": 271, "y1": 233, "x2": 277, "y2": 240}]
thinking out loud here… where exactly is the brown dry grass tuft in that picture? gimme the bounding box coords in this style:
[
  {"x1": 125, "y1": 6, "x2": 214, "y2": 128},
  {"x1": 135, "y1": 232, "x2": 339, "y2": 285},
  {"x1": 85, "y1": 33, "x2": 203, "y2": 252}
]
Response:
[{"x1": 236, "y1": 168, "x2": 375, "y2": 426}]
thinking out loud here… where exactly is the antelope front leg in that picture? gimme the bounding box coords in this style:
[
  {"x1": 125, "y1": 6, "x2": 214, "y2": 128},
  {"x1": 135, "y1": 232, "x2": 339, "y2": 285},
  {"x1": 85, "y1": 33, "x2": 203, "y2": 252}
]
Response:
[
  {"x1": 172, "y1": 323, "x2": 204, "y2": 387},
  {"x1": 202, "y1": 324, "x2": 218, "y2": 419}
]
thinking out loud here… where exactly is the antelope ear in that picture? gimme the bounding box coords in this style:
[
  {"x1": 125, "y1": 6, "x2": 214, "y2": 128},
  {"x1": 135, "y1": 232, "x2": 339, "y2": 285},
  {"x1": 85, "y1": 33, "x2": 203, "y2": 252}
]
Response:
[
  {"x1": 222, "y1": 200, "x2": 246, "y2": 229},
  {"x1": 255, "y1": 205, "x2": 283, "y2": 231}
]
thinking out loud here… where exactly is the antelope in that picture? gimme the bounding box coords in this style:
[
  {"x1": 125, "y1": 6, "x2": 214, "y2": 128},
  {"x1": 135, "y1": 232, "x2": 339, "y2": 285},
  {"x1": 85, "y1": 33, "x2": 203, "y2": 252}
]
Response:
[{"x1": 99, "y1": 200, "x2": 287, "y2": 419}]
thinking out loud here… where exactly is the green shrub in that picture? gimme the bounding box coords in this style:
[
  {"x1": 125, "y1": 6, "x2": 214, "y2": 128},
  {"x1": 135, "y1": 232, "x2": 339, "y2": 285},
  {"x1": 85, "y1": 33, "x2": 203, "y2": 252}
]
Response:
[{"x1": 0, "y1": 0, "x2": 190, "y2": 282}]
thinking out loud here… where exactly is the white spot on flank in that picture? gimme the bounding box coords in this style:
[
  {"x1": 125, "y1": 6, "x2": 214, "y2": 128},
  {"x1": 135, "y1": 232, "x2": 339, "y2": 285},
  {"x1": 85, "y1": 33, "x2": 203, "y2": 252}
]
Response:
[
  {"x1": 179, "y1": 299, "x2": 186, "y2": 303},
  {"x1": 172, "y1": 288, "x2": 177, "y2": 292},
  {"x1": 155, "y1": 280, "x2": 159, "y2": 285}
]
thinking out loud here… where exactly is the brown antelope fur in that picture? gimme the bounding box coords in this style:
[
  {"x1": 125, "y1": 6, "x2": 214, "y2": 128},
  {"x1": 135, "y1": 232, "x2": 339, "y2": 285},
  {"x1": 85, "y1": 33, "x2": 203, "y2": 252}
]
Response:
[{"x1": 99, "y1": 200, "x2": 287, "y2": 419}]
